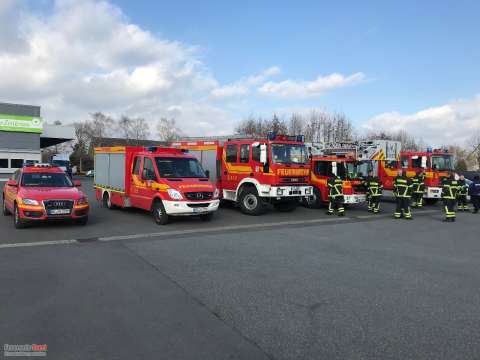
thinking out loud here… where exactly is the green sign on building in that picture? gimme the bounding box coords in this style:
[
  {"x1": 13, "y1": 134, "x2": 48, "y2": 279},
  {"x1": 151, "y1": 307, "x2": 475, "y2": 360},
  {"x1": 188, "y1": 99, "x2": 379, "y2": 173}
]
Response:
[{"x1": 0, "y1": 114, "x2": 43, "y2": 133}]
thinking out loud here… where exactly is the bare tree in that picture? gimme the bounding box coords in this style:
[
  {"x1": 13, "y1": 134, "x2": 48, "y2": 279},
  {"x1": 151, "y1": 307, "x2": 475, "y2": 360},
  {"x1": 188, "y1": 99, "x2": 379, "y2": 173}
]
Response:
[
  {"x1": 117, "y1": 115, "x2": 133, "y2": 141},
  {"x1": 130, "y1": 117, "x2": 149, "y2": 145},
  {"x1": 157, "y1": 118, "x2": 182, "y2": 141}
]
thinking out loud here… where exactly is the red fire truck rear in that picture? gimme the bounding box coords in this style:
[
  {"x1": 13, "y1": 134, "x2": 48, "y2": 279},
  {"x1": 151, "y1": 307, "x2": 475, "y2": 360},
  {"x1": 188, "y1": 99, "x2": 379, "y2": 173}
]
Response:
[
  {"x1": 171, "y1": 133, "x2": 313, "y2": 215},
  {"x1": 94, "y1": 146, "x2": 219, "y2": 224},
  {"x1": 357, "y1": 140, "x2": 454, "y2": 204},
  {"x1": 304, "y1": 143, "x2": 368, "y2": 208}
]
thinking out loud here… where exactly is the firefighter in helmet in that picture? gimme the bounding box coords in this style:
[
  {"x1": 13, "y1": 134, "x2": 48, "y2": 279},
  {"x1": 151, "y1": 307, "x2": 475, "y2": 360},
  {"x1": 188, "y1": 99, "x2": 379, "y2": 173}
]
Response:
[
  {"x1": 457, "y1": 175, "x2": 469, "y2": 211},
  {"x1": 411, "y1": 171, "x2": 425, "y2": 208},
  {"x1": 327, "y1": 171, "x2": 345, "y2": 216},
  {"x1": 393, "y1": 169, "x2": 413, "y2": 220},
  {"x1": 441, "y1": 173, "x2": 459, "y2": 222},
  {"x1": 364, "y1": 170, "x2": 383, "y2": 213}
]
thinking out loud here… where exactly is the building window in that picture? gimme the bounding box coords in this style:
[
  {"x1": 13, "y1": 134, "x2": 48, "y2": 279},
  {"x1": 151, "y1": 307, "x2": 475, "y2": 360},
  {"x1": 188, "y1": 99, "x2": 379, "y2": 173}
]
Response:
[
  {"x1": 0, "y1": 159, "x2": 8, "y2": 168},
  {"x1": 226, "y1": 145, "x2": 238, "y2": 163},
  {"x1": 11, "y1": 159, "x2": 24, "y2": 168},
  {"x1": 239, "y1": 144, "x2": 250, "y2": 163}
]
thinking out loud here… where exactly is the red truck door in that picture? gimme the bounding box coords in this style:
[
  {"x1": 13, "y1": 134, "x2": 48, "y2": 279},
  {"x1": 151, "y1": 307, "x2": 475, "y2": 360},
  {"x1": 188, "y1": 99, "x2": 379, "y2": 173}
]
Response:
[
  {"x1": 135, "y1": 156, "x2": 157, "y2": 210},
  {"x1": 222, "y1": 143, "x2": 240, "y2": 191},
  {"x1": 129, "y1": 155, "x2": 144, "y2": 208}
]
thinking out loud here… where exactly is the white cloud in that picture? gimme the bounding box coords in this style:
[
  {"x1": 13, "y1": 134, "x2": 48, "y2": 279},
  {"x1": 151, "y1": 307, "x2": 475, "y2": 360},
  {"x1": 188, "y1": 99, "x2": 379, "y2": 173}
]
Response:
[
  {"x1": 362, "y1": 95, "x2": 480, "y2": 146},
  {"x1": 211, "y1": 66, "x2": 281, "y2": 98},
  {"x1": 257, "y1": 72, "x2": 366, "y2": 99}
]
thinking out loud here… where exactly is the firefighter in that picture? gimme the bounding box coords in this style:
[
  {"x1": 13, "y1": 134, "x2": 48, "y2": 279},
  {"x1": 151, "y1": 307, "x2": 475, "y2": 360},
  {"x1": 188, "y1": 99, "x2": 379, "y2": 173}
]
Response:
[
  {"x1": 411, "y1": 171, "x2": 425, "y2": 208},
  {"x1": 327, "y1": 175, "x2": 345, "y2": 216},
  {"x1": 456, "y1": 175, "x2": 469, "y2": 211},
  {"x1": 468, "y1": 175, "x2": 480, "y2": 214},
  {"x1": 364, "y1": 170, "x2": 383, "y2": 213},
  {"x1": 441, "y1": 174, "x2": 459, "y2": 222},
  {"x1": 393, "y1": 169, "x2": 413, "y2": 220}
]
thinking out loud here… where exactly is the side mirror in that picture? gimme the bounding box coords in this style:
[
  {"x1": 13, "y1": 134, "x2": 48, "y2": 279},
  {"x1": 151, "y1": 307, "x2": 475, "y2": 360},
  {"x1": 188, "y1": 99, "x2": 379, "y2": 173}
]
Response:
[
  {"x1": 204, "y1": 169, "x2": 210, "y2": 179},
  {"x1": 73, "y1": 180, "x2": 81, "y2": 187},
  {"x1": 421, "y1": 156, "x2": 427, "y2": 169},
  {"x1": 332, "y1": 162, "x2": 338, "y2": 176},
  {"x1": 6, "y1": 179, "x2": 18, "y2": 187},
  {"x1": 260, "y1": 144, "x2": 267, "y2": 164}
]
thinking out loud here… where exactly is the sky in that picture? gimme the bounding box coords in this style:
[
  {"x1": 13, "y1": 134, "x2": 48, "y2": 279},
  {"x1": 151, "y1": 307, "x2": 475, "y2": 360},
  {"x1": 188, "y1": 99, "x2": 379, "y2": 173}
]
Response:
[{"x1": 0, "y1": 0, "x2": 479, "y2": 145}]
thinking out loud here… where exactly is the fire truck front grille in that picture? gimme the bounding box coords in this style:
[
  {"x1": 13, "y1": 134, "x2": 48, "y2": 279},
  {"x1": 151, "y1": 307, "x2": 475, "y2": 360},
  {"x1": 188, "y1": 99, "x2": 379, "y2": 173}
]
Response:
[
  {"x1": 187, "y1": 203, "x2": 211, "y2": 208},
  {"x1": 185, "y1": 192, "x2": 213, "y2": 200},
  {"x1": 280, "y1": 177, "x2": 307, "y2": 184}
]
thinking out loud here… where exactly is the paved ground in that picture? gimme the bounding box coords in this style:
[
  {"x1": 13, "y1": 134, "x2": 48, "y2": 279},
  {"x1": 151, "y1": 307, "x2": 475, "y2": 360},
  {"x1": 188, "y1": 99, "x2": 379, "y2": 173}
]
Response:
[{"x1": 1, "y1": 178, "x2": 479, "y2": 359}]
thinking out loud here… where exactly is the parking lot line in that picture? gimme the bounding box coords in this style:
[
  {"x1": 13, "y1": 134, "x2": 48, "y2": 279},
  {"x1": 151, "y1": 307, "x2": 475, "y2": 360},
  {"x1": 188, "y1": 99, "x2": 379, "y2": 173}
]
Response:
[
  {"x1": 0, "y1": 239, "x2": 77, "y2": 249},
  {"x1": 98, "y1": 216, "x2": 352, "y2": 241}
]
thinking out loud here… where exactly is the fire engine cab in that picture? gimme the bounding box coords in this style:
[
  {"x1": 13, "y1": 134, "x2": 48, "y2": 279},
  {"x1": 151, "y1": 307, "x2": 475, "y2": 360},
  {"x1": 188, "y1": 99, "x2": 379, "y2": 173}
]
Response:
[
  {"x1": 304, "y1": 143, "x2": 368, "y2": 208},
  {"x1": 94, "y1": 146, "x2": 219, "y2": 224},
  {"x1": 357, "y1": 140, "x2": 454, "y2": 204},
  {"x1": 171, "y1": 133, "x2": 313, "y2": 215}
]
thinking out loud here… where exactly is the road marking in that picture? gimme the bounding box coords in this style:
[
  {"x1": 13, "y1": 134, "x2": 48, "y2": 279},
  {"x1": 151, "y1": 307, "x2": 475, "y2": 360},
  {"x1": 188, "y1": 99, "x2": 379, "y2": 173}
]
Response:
[
  {"x1": 0, "y1": 209, "x2": 442, "y2": 250},
  {"x1": 98, "y1": 216, "x2": 352, "y2": 241},
  {"x1": 0, "y1": 239, "x2": 77, "y2": 249}
]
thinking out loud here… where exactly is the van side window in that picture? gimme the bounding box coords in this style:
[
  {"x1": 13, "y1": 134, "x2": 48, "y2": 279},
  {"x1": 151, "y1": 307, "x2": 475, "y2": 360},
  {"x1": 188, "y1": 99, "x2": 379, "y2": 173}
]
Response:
[
  {"x1": 142, "y1": 157, "x2": 156, "y2": 180},
  {"x1": 132, "y1": 156, "x2": 141, "y2": 175},
  {"x1": 226, "y1": 145, "x2": 238, "y2": 163},
  {"x1": 239, "y1": 144, "x2": 250, "y2": 163}
]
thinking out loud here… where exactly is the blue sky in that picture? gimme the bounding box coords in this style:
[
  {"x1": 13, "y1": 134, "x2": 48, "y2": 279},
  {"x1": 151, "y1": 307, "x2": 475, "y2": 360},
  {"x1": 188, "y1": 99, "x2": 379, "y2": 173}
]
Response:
[
  {"x1": 111, "y1": 0, "x2": 480, "y2": 121},
  {"x1": 1, "y1": 0, "x2": 479, "y2": 144}
]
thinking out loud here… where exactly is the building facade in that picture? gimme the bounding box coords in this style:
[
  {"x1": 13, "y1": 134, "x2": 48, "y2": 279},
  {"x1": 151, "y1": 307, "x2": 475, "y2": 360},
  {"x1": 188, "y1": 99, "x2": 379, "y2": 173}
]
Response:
[{"x1": 0, "y1": 102, "x2": 74, "y2": 178}]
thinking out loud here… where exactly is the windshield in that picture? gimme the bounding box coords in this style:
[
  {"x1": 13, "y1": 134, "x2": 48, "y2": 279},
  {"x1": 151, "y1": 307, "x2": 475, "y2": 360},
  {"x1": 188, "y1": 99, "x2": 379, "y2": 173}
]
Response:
[
  {"x1": 337, "y1": 162, "x2": 369, "y2": 180},
  {"x1": 52, "y1": 160, "x2": 69, "y2": 167},
  {"x1": 155, "y1": 157, "x2": 207, "y2": 178},
  {"x1": 21, "y1": 172, "x2": 73, "y2": 187},
  {"x1": 271, "y1": 144, "x2": 308, "y2": 164},
  {"x1": 431, "y1": 155, "x2": 453, "y2": 171}
]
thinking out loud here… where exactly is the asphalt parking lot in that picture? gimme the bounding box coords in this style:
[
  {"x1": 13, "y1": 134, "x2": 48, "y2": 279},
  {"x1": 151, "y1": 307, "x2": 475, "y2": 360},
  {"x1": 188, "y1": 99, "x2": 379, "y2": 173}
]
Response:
[{"x1": 1, "y1": 178, "x2": 479, "y2": 359}]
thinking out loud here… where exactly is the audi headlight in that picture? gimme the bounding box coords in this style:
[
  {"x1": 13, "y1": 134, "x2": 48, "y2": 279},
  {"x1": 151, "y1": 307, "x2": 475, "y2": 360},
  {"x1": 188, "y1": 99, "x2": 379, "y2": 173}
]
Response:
[
  {"x1": 167, "y1": 189, "x2": 183, "y2": 200},
  {"x1": 213, "y1": 188, "x2": 220, "y2": 198},
  {"x1": 21, "y1": 198, "x2": 39, "y2": 206},
  {"x1": 77, "y1": 197, "x2": 88, "y2": 205}
]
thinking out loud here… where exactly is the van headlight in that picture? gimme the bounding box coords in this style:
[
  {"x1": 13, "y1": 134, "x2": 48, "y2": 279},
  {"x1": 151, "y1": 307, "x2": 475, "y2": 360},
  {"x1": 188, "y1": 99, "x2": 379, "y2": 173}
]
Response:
[
  {"x1": 21, "y1": 198, "x2": 39, "y2": 206},
  {"x1": 213, "y1": 188, "x2": 219, "y2": 198},
  {"x1": 167, "y1": 189, "x2": 183, "y2": 200}
]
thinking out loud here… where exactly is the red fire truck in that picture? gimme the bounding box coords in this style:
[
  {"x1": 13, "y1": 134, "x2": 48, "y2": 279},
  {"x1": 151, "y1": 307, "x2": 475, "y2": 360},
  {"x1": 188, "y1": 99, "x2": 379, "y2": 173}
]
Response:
[
  {"x1": 304, "y1": 143, "x2": 368, "y2": 208},
  {"x1": 94, "y1": 146, "x2": 219, "y2": 224},
  {"x1": 357, "y1": 140, "x2": 454, "y2": 204},
  {"x1": 170, "y1": 134, "x2": 313, "y2": 215}
]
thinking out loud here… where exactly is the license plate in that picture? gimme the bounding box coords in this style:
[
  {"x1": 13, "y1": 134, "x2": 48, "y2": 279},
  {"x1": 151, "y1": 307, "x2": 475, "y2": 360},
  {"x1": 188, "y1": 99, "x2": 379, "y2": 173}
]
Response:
[
  {"x1": 48, "y1": 209, "x2": 71, "y2": 215},
  {"x1": 193, "y1": 207, "x2": 208, "y2": 213}
]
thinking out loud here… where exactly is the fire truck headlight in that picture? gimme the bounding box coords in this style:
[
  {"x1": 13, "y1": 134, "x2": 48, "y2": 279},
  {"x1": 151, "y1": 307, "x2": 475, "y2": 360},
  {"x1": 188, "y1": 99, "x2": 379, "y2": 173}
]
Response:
[
  {"x1": 213, "y1": 188, "x2": 219, "y2": 198},
  {"x1": 167, "y1": 189, "x2": 183, "y2": 200},
  {"x1": 21, "y1": 198, "x2": 39, "y2": 206},
  {"x1": 305, "y1": 187, "x2": 312, "y2": 195},
  {"x1": 276, "y1": 188, "x2": 284, "y2": 196}
]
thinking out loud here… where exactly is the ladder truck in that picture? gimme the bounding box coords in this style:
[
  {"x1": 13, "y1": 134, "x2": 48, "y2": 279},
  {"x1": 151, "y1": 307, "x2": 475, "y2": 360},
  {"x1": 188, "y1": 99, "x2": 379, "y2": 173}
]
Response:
[{"x1": 304, "y1": 142, "x2": 368, "y2": 208}]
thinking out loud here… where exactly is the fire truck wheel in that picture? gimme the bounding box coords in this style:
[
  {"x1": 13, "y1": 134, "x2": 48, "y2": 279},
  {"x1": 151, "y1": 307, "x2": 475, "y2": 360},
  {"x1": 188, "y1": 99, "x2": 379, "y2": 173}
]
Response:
[
  {"x1": 102, "y1": 192, "x2": 116, "y2": 209},
  {"x1": 274, "y1": 201, "x2": 298, "y2": 212},
  {"x1": 3, "y1": 197, "x2": 11, "y2": 216},
  {"x1": 304, "y1": 188, "x2": 322, "y2": 209},
  {"x1": 425, "y1": 198, "x2": 438, "y2": 206},
  {"x1": 152, "y1": 200, "x2": 169, "y2": 225},
  {"x1": 200, "y1": 212, "x2": 214, "y2": 221},
  {"x1": 239, "y1": 187, "x2": 265, "y2": 215},
  {"x1": 14, "y1": 204, "x2": 27, "y2": 229}
]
